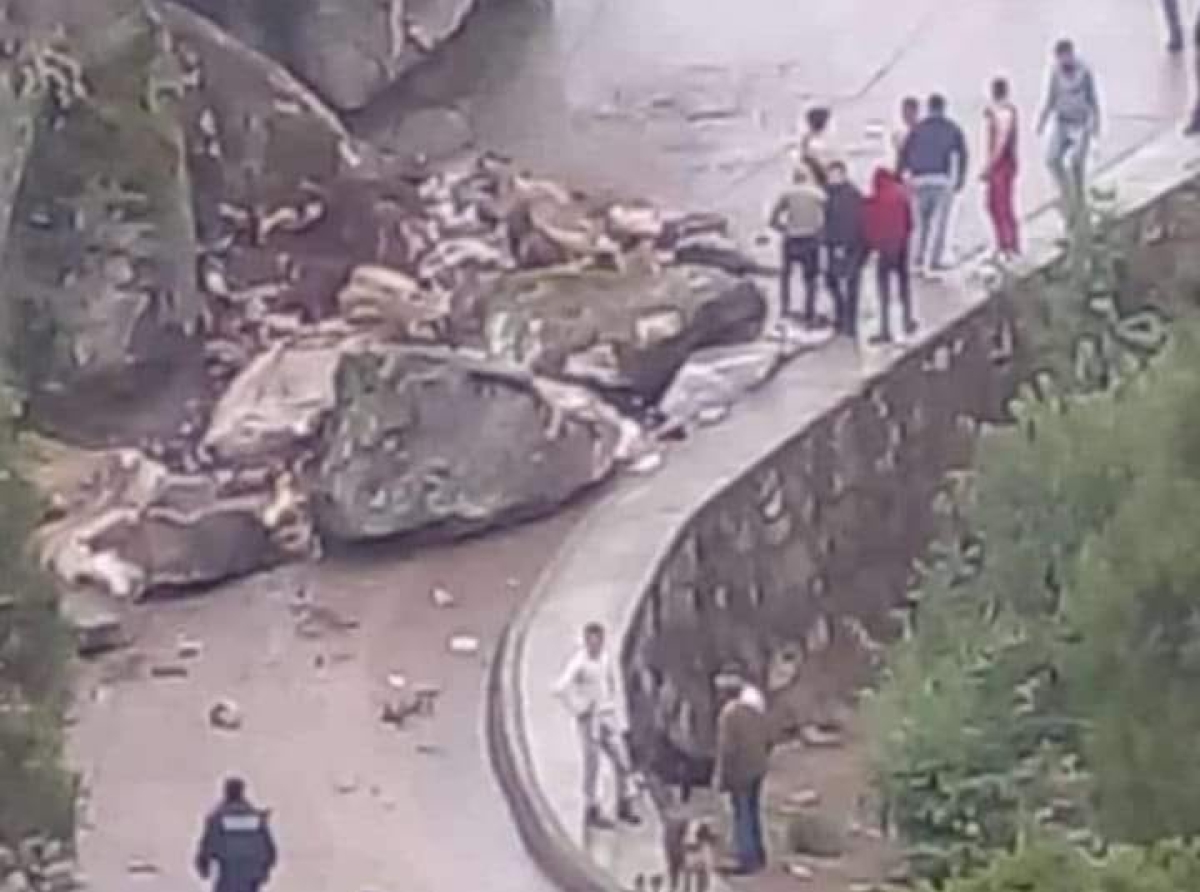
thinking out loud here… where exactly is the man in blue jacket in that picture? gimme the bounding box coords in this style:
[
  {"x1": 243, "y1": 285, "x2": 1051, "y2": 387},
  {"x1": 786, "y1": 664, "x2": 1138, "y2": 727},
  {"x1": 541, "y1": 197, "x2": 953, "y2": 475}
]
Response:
[
  {"x1": 195, "y1": 778, "x2": 278, "y2": 892},
  {"x1": 899, "y1": 93, "x2": 968, "y2": 276}
]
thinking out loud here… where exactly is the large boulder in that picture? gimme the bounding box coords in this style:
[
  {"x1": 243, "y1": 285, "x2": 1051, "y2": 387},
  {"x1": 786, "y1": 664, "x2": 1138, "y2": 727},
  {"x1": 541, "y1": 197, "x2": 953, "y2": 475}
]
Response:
[
  {"x1": 161, "y1": 2, "x2": 364, "y2": 229},
  {"x1": 313, "y1": 346, "x2": 635, "y2": 542},
  {"x1": 202, "y1": 329, "x2": 356, "y2": 463},
  {"x1": 481, "y1": 265, "x2": 767, "y2": 405},
  {"x1": 37, "y1": 450, "x2": 314, "y2": 599},
  {"x1": 0, "y1": 0, "x2": 205, "y2": 446},
  {"x1": 173, "y1": 0, "x2": 479, "y2": 111}
]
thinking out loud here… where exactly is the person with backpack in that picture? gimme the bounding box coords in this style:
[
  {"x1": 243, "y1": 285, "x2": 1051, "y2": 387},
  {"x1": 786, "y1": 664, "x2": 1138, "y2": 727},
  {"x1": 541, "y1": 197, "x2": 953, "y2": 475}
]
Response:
[{"x1": 863, "y1": 167, "x2": 916, "y2": 344}]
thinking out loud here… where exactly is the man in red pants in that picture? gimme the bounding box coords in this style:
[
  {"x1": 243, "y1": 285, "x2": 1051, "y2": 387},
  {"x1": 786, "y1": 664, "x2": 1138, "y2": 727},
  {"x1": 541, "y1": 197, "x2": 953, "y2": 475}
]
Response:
[{"x1": 983, "y1": 76, "x2": 1020, "y2": 259}]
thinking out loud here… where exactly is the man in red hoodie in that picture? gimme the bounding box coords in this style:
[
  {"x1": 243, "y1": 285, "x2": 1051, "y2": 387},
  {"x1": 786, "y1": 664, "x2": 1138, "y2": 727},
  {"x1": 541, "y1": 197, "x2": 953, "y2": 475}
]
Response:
[{"x1": 863, "y1": 167, "x2": 916, "y2": 344}]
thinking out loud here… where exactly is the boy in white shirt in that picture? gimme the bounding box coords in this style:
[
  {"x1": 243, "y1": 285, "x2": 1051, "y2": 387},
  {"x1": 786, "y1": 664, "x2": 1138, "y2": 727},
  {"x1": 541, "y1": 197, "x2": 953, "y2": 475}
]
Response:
[{"x1": 554, "y1": 622, "x2": 641, "y2": 829}]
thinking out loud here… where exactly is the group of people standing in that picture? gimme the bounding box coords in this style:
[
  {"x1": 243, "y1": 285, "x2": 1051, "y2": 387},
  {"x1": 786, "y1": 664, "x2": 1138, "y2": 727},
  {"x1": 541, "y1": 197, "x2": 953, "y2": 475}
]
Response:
[{"x1": 769, "y1": 38, "x2": 1108, "y2": 345}]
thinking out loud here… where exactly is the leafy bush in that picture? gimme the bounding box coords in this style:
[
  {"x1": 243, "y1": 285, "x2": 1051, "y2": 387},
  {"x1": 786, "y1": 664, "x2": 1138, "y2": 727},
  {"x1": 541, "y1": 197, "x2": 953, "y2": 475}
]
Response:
[
  {"x1": 0, "y1": 411, "x2": 74, "y2": 843},
  {"x1": 868, "y1": 285, "x2": 1200, "y2": 876},
  {"x1": 933, "y1": 839, "x2": 1200, "y2": 892}
]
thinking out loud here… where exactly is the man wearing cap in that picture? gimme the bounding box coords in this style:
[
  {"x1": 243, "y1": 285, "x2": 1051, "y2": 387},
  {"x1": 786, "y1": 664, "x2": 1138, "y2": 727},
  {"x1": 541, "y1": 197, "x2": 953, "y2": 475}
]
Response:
[{"x1": 713, "y1": 667, "x2": 771, "y2": 876}]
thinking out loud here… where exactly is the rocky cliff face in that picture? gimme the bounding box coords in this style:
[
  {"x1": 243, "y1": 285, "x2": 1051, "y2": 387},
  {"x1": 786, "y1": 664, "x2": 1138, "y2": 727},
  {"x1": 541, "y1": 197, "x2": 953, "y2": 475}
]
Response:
[{"x1": 0, "y1": 0, "x2": 204, "y2": 444}]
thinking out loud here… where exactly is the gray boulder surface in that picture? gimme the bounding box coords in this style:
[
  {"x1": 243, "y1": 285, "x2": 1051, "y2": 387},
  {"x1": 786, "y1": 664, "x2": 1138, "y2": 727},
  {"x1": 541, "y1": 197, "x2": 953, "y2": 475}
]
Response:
[
  {"x1": 482, "y1": 265, "x2": 767, "y2": 403},
  {"x1": 313, "y1": 345, "x2": 629, "y2": 542}
]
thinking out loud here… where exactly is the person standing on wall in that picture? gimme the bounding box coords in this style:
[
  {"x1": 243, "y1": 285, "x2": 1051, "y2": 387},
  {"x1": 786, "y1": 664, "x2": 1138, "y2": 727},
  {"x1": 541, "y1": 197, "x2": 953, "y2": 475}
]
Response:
[
  {"x1": 899, "y1": 94, "x2": 969, "y2": 277},
  {"x1": 863, "y1": 166, "x2": 917, "y2": 344},
  {"x1": 1037, "y1": 39, "x2": 1101, "y2": 224},
  {"x1": 1163, "y1": 0, "x2": 1186, "y2": 52},
  {"x1": 982, "y1": 76, "x2": 1020, "y2": 260},
  {"x1": 713, "y1": 667, "x2": 771, "y2": 877},
  {"x1": 769, "y1": 166, "x2": 827, "y2": 326},
  {"x1": 892, "y1": 96, "x2": 921, "y2": 171},
  {"x1": 796, "y1": 106, "x2": 838, "y2": 190},
  {"x1": 554, "y1": 622, "x2": 641, "y2": 830},
  {"x1": 822, "y1": 160, "x2": 867, "y2": 338}
]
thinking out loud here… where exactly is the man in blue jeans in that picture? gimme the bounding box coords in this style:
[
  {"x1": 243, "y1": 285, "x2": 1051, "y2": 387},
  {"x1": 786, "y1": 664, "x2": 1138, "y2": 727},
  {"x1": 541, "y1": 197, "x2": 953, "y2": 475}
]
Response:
[
  {"x1": 1038, "y1": 39, "x2": 1101, "y2": 222},
  {"x1": 899, "y1": 94, "x2": 968, "y2": 276},
  {"x1": 713, "y1": 668, "x2": 771, "y2": 876}
]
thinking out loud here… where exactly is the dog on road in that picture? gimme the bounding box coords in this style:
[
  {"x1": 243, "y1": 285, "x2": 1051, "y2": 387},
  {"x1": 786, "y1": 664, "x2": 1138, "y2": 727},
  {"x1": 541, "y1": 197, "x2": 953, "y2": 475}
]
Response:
[{"x1": 663, "y1": 815, "x2": 717, "y2": 892}]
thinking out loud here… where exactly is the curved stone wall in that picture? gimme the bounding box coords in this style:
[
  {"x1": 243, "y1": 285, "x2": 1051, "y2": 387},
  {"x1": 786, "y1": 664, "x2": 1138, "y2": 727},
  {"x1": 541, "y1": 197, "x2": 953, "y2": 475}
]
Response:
[{"x1": 487, "y1": 134, "x2": 1200, "y2": 891}]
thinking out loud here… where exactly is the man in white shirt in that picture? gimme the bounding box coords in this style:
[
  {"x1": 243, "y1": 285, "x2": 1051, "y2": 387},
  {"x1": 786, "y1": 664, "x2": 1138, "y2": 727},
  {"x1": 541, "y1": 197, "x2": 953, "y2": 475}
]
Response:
[{"x1": 554, "y1": 622, "x2": 641, "y2": 829}]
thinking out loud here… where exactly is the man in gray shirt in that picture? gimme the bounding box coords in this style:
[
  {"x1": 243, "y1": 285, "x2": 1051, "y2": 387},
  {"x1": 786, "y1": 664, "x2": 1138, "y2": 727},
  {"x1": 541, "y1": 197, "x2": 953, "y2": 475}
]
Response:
[{"x1": 1037, "y1": 39, "x2": 1101, "y2": 222}]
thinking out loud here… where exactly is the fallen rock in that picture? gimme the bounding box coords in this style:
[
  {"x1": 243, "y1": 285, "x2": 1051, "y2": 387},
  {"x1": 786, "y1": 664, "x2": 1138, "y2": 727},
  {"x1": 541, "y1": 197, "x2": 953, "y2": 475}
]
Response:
[
  {"x1": 482, "y1": 266, "x2": 767, "y2": 404},
  {"x1": 431, "y1": 586, "x2": 457, "y2": 608},
  {"x1": 786, "y1": 813, "x2": 846, "y2": 859},
  {"x1": 312, "y1": 346, "x2": 629, "y2": 542},
  {"x1": 60, "y1": 589, "x2": 128, "y2": 656},
  {"x1": 37, "y1": 451, "x2": 313, "y2": 600},
  {"x1": 448, "y1": 634, "x2": 480, "y2": 655},
  {"x1": 658, "y1": 341, "x2": 786, "y2": 434},
  {"x1": 337, "y1": 265, "x2": 451, "y2": 339},
  {"x1": 209, "y1": 699, "x2": 243, "y2": 731},
  {"x1": 202, "y1": 334, "x2": 350, "y2": 464},
  {"x1": 673, "y1": 232, "x2": 775, "y2": 277}
]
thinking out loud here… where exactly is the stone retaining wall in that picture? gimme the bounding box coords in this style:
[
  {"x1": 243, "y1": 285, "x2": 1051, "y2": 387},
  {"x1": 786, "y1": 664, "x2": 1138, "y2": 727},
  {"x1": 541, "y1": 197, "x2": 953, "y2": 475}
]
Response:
[{"x1": 487, "y1": 134, "x2": 1200, "y2": 892}]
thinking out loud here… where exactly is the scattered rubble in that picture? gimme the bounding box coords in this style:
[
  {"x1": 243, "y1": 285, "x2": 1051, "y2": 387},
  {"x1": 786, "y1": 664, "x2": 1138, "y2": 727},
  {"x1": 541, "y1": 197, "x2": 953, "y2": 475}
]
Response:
[
  {"x1": 208, "y1": 699, "x2": 243, "y2": 731},
  {"x1": 448, "y1": 635, "x2": 480, "y2": 656}
]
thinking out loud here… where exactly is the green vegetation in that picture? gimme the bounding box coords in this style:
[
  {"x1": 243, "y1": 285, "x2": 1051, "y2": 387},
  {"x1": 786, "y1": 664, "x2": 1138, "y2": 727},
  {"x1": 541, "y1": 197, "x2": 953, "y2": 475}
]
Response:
[
  {"x1": 932, "y1": 840, "x2": 1200, "y2": 892},
  {"x1": 0, "y1": 404, "x2": 74, "y2": 844},
  {"x1": 868, "y1": 196, "x2": 1200, "y2": 883}
]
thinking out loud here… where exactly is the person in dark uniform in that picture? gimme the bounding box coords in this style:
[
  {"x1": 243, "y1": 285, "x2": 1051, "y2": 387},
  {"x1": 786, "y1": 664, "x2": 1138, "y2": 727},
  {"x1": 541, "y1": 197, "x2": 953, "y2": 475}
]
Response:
[{"x1": 194, "y1": 777, "x2": 278, "y2": 892}]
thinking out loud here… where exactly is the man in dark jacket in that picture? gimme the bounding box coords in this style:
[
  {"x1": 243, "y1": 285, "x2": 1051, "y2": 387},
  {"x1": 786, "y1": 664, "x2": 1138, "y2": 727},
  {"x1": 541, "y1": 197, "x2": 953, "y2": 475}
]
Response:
[
  {"x1": 899, "y1": 93, "x2": 968, "y2": 275},
  {"x1": 713, "y1": 669, "x2": 771, "y2": 876},
  {"x1": 822, "y1": 161, "x2": 866, "y2": 338},
  {"x1": 195, "y1": 778, "x2": 278, "y2": 892}
]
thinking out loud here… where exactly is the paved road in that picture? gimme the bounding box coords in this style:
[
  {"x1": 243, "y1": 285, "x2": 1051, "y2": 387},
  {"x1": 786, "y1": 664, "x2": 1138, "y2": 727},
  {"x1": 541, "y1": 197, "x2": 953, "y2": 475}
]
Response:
[{"x1": 73, "y1": 2, "x2": 1193, "y2": 891}]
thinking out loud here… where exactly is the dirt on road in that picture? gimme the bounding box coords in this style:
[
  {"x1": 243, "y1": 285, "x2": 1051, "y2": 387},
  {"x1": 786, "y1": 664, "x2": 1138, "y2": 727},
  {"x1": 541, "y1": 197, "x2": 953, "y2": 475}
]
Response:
[{"x1": 68, "y1": 510, "x2": 582, "y2": 892}]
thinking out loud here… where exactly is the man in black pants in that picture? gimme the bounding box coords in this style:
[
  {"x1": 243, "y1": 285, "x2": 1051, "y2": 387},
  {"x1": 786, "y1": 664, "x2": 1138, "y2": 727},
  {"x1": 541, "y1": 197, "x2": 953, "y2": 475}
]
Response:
[
  {"x1": 1187, "y1": 11, "x2": 1200, "y2": 135},
  {"x1": 822, "y1": 161, "x2": 866, "y2": 337},
  {"x1": 769, "y1": 166, "x2": 827, "y2": 324}
]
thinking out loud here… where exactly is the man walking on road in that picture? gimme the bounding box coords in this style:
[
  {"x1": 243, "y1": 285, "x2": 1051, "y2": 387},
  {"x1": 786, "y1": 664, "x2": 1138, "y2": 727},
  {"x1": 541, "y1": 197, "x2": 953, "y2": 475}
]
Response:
[
  {"x1": 194, "y1": 777, "x2": 277, "y2": 892},
  {"x1": 713, "y1": 667, "x2": 770, "y2": 877},
  {"x1": 983, "y1": 77, "x2": 1020, "y2": 259},
  {"x1": 769, "y1": 166, "x2": 827, "y2": 325},
  {"x1": 822, "y1": 160, "x2": 866, "y2": 338},
  {"x1": 899, "y1": 94, "x2": 968, "y2": 276},
  {"x1": 554, "y1": 622, "x2": 641, "y2": 830},
  {"x1": 1038, "y1": 39, "x2": 1101, "y2": 222}
]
